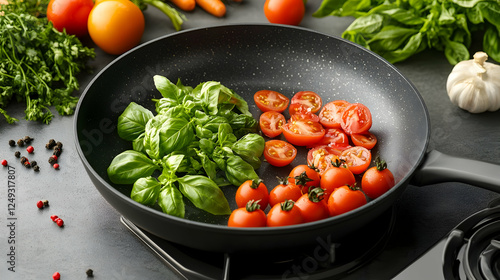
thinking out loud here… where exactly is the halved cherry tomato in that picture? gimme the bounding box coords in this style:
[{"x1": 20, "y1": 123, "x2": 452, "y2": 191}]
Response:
[
  {"x1": 309, "y1": 128, "x2": 349, "y2": 148},
  {"x1": 351, "y1": 132, "x2": 378, "y2": 150},
  {"x1": 267, "y1": 199, "x2": 304, "y2": 227},
  {"x1": 307, "y1": 144, "x2": 350, "y2": 174},
  {"x1": 290, "y1": 110, "x2": 320, "y2": 123},
  {"x1": 235, "y1": 179, "x2": 269, "y2": 210},
  {"x1": 289, "y1": 103, "x2": 310, "y2": 116},
  {"x1": 328, "y1": 185, "x2": 367, "y2": 216},
  {"x1": 341, "y1": 103, "x2": 372, "y2": 135},
  {"x1": 361, "y1": 157, "x2": 395, "y2": 199},
  {"x1": 340, "y1": 146, "x2": 372, "y2": 174},
  {"x1": 264, "y1": 140, "x2": 297, "y2": 167},
  {"x1": 319, "y1": 160, "x2": 356, "y2": 199},
  {"x1": 47, "y1": 0, "x2": 94, "y2": 37},
  {"x1": 282, "y1": 119, "x2": 325, "y2": 146},
  {"x1": 287, "y1": 164, "x2": 321, "y2": 194},
  {"x1": 269, "y1": 178, "x2": 302, "y2": 207},
  {"x1": 319, "y1": 100, "x2": 350, "y2": 128},
  {"x1": 253, "y1": 90, "x2": 289, "y2": 113},
  {"x1": 291, "y1": 91, "x2": 322, "y2": 114},
  {"x1": 259, "y1": 111, "x2": 286, "y2": 138},
  {"x1": 294, "y1": 188, "x2": 329, "y2": 223},
  {"x1": 228, "y1": 200, "x2": 267, "y2": 227}
]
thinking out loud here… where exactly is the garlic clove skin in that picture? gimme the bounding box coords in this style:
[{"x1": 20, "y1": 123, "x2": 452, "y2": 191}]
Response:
[{"x1": 446, "y1": 51, "x2": 500, "y2": 113}]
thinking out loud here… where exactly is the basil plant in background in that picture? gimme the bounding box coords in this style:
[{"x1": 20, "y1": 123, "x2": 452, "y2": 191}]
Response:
[
  {"x1": 107, "y1": 76, "x2": 264, "y2": 218},
  {"x1": 314, "y1": 0, "x2": 500, "y2": 65}
]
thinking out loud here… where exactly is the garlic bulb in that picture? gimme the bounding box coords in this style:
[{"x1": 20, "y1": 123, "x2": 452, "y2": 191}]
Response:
[{"x1": 446, "y1": 51, "x2": 500, "y2": 113}]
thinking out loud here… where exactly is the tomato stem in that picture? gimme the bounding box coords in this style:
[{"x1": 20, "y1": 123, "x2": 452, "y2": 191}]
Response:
[
  {"x1": 280, "y1": 199, "x2": 295, "y2": 211},
  {"x1": 245, "y1": 200, "x2": 261, "y2": 212},
  {"x1": 375, "y1": 157, "x2": 388, "y2": 171}
]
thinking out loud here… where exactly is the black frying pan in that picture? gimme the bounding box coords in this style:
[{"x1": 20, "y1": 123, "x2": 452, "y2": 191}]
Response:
[{"x1": 74, "y1": 24, "x2": 500, "y2": 253}]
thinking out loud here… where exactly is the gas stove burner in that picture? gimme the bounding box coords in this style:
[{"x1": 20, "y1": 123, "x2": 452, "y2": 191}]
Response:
[
  {"x1": 443, "y1": 199, "x2": 500, "y2": 280},
  {"x1": 121, "y1": 207, "x2": 396, "y2": 280}
]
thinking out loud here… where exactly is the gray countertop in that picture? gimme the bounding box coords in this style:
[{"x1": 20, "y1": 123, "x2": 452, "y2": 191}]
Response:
[{"x1": 1, "y1": 1, "x2": 500, "y2": 279}]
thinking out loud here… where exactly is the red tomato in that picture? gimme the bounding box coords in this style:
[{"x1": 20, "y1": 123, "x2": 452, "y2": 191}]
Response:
[
  {"x1": 288, "y1": 164, "x2": 321, "y2": 194},
  {"x1": 340, "y1": 146, "x2": 372, "y2": 174},
  {"x1": 235, "y1": 179, "x2": 269, "y2": 210},
  {"x1": 319, "y1": 162, "x2": 356, "y2": 199},
  {"x1": 282, "y1": 118, "x2": 325, "y2": 146},
  {"x1": 351, "y1": 132, "x2": 378, "y2": 150},
  {"x1": 263, "y1": 140, "x2": 297, "y2": 167},
  {"x1": 310, "y1": 128, "x2": 349, "y2": 148},
  {"x1": 294, "y1": 188, "x2": 330, "y2": 223},
  {"x1": 291, "y1": 91, "x2": 323, "y2": 114},
  {"x1": 290, "y1": 111, "x2": 320, "y2": 123},
  {"x1": 341, "y1": 103, "x2": 373, "y2": 135},
  {"x1": 307, "y1": 145, "x2": 350, "y2": 174},
  {"x1": 88, "y1": 0, "x2": 145, "y2": 55},
  {"x1": 328, "y1": 185, "x2": 367, "y2": 216},
  {"x1": 228, "y1": 200, "x2": 267, "y2": 227},
  {"x1": 361, "y1": 158, "x2": 395, "y2": 199},
  {"x1": 318, "y1": 100, "x2": 350, "y2": 129},
  {"x1": 259, "y1": 111, "x2": 286, "y2": 138},
  {"x1": 289, "y1": 103, "x2": 310, "y2": 116},
  {"x1": 263, "y1": 0, "x2": 305, "y2": 26},
  {"x1": 253, "y1": 90, "x2": 289, "y2": 113},
  {"x1": 267, "y1": 200, "x2": 304, "y2": 227},
  {"x1": 47, "y1": 0, "x2": 94, "y2": 37},
  {"x1": 269, "y1": 179, "x2": 302, "y2": 207}
]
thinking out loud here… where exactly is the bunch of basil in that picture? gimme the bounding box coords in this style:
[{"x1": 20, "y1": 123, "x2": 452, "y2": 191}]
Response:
[
  {"x1": 107, "y1": 75, "x2": 264, "y2": 218},
  {"x1": 314, "y1": 0, "x2": 500, "y2": 65}
]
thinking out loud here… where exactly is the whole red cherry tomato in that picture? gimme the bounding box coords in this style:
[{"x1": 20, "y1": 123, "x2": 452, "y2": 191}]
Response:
[
  {"x1": 47, "y1": 0, "x2": 94, "y2": 37},
  {"x1": 228, "y1": 200, "x2": 267, "y2": 227},
  {"x1": 269, "y1": 178, "x2": 302, "y2": 207},
  {"x1": 319, "y1": 159, "x2": 356, "y2": 199},
  {"x1": 287, "y1": 164, "x2": 321, "y2": 194},
  {"x1": 263, "y1": 0, "x2": 305, "y2": 26},
  {"x1": 235, "y1": 179, "x2": 269, "y2": 210},
  {"x1": 328, "y1": 185, "x2": 367, "y2": 216},
  {"x1": 361, "y1": 157, "x2": 395, "y2": 199},
  {"x1": 267, "y1": 199, "x2": 304, "y2": 227},
  {"x1": 294, "y1": 188, "x2": 330, "y2": 223}
]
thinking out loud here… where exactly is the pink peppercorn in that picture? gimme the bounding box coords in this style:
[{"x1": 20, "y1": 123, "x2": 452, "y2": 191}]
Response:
[
  {"x1": 52, "y1": 271, "x2": 60, "y2": 280},
  {"x1": 50, "y1": 215, "x2": 59, "y2": 221},
  {"x1": 53, "y1": 163, "x2": 60, "y2": 169},
  {"x1": 26, "y1": 145, "x2": 34, "y2": 153},
  {"x1": 55, "y1": 218, "x2": 64, "y2": 227},
  {"x1": 36, "y1": 200, "x2": 44, "y2": 209},
  {"x1": 1, "y1": 159, "x2": 7, "y2": 166}
]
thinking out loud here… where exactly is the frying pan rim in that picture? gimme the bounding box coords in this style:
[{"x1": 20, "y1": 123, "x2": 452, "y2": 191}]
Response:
[{"x1": 74, "y1": 23, "x2": 431, "y2": 234}]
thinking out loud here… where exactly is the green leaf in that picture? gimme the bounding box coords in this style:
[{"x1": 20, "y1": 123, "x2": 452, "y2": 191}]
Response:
[
  {"x1": 312, "y1": 0, "x2": 351, "y2": 17},
  {"x1": 368, "y1": 26, "x2": 419, "y2": 52},
  {"x1": 444, "y1": 40, "x2": 470, "y2": 65},
  {"x1": 231, "y1": 133, "x2": 265, "y2": 170},
  {"x1": 177, "y1": 175, "x2": 231, "y2": 215},
  {"x1": 158, "y1": 186, "x2": 185, "y2": 218},
  {"x1": 224, "y1": 155, "x2": 260, "y2": 186},
  {"x1": 345, "y1": 14, "x2": 384, "y2": 33},
  {"x1": 131, "y1": 176, "x2": 161, "y2": 206},
  {"x1": 117, "y1": 102, "x2": 154, "y2": 141},
  {"x1": 107, "y1": 150, "x2": 160, "y2": 184},
  {"x1": 382, "y1": 33, "x2": 427, "y2": 63},
  {"x1": 451, "y1": 0, "x2": 487, "y2": 8},
  {"x1": 484, "y1": 25, "x2": 500, "y2": 62}
]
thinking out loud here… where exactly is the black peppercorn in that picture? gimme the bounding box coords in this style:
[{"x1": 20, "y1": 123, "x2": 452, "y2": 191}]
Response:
[
  {"x1": 17, "y1": 139, "x2": 24, "y2": 147},
  {"x1": 14, "y1": 151, "x2": 20, "y2": 158},
  {"x1": 56, "y1": 141, "x2": 63, "y2": 149},
  {"x1": 30, "y1": 161, "x2": 37, "y2": 167},
  {"x1": 33, "y1": 165, "x2": 40, "y2": 172},
  {"x1": 86, "y1": 268, "x2": 94, "y2": 277},
  {"x1": 9, "y1": 140, "x2": 16, "y2": 147},
  {"x1": 48, "y1": 156, "x2": 57, "y2": 165},
  {"x1": 20, "y1": 156, "x2": 28, "y2": 164},
  {"x1": 23, "y1": 161, "x2": 31, "y2": 168},
  {"x1": 53, "y1": 147, "x2": 62, "y2": 157},
  {"x1": 23, "y1": 136, "x2": 34, "y2": 143},
  {"x1": 46, "y1": 139, "x2": 56, "y2": 149}
]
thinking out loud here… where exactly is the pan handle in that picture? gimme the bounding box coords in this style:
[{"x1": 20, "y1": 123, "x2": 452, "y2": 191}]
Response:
[{"x1": 411, "y1": 150, "x2": 500, "y2": 192}]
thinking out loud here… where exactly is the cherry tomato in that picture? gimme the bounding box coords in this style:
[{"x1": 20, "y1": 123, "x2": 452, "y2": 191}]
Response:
[
  {"x1": 263, "y1": 140, "x2": 297, "y2": 167},
  {"x1": 88, "y1": 0, "x2": 145, "y2": 55},
  {"x1": 340, "y1": 146, "x2": 372, "y2": 174},
  {"x1": 282, "y1": 118, "x2": 325, "y2": 146},
  {"x1": 235, "y1": 179, "x2": 269, "y2": 210},
  {"x1": 351, "y1": 132, "x2": 378, "y2": 150},
  {"x1": 341, "y1": 103, "x2": 373, "y2": 135},
  {"x1": 291, "y1": 91, "x2": 323, "y2": 114},
  {"x1": 259, "y1": 111, "x2": 286, "y2": 138},
  {"x1": 289, "y1": 103, "x2": 310, "y2": 116},
  {"x1": 269, "y1": 178, "x2": 302, "y2": 207},
  {"x1": 263, "y1": 0, "x2": 305, "y2": 26},
  {"x1": 287, "y1": 164, "x2": 321, "y2": 194},
  {"x1": 328, "y1": 185, "x2": 367, "y2": 216},
  {"x1": 294, "y1": 188, "x2": 330, "y2": 223},
  {"x1": 307, "y1": 144, "x2": 350, "y2": 174},
  {"x1": 267, "y1": 199, "x2": 304, "y2": 227},
  {"x1": 319, "y1": 160, "x2": 356, "y2": 199},
  {"x1": 228, "y1": 200, "x2": 267, "y2": 227},
  {"x1": 253, "y1": 90, "x2": 289, "y2": 113},
  {"x1": 361, "y1": 157, "x2": 395, "y2": 199},
  {"x1": 289, "y1": 110, "x2": 320, "y2": 123},
  {"x1": 318, "y1": 100, "x2": 350, "y2": 129},
  {"x1": 47, "y1": 0, "x2": 94, "y2": 37},
  {"x1": 310, "y1": 128, "x2": 349, "y2": 148}
]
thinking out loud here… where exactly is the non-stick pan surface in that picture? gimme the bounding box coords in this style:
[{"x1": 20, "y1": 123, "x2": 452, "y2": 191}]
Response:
[{"x1": 75, "y1": 24, "x2": 429, "y2": 253}]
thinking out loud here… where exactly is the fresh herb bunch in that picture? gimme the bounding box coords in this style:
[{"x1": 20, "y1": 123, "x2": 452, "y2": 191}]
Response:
[
  {"x1": 108, "y1": 76, "x2": 264, "y2": 218},
  {"x1": 313, "y1": 0, "x2": 500, "y2": 65},
  {"x1": 0, "y1": 2, "x2": 95, "y2": 124}
]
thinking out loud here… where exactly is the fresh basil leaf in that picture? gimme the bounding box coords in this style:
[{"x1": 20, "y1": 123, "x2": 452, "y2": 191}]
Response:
[
  {"x1": 177, "y1": 175, "x2": 231, "y2": 215},
  {"x1": 231, "y1": 133, "x2": 265, "y2": 170},
  {"x1": 466, "y1": 4, "x2": 484, "y2": 24},
  {"x1": 131, "y1": 176, "x2": 161, "y2": 206},
  {"x1": 107, "y1": 150, "x2": 160, "y2": 184},
  {"x1": 313, "y1": 0, "x2": 351, "y2": 17},
  {"x1": 382, "y1": 33, "x2": 426, "y2": 63},
  {"x1": 368, "y1": 26, "x2": 419, "y2": 52},
  {"x1": 154, "y1": 75, "x2": 184, "y2": 106},
  {"x1": 224, "y1": 155, "x2": 260, "y2": 186},
  {"x1": 484, "y1": 25, "x2": 500, "y2": 62},
  {"x1": 345, "y1": 14, "x2": 384, "y2": 33},
  {"x1": 117, "y1": 102, "x2": 154, "y2": 141},
  {"x1": 339, "y1": 0, "x2": 371, "y2": 17},
  {"x1": 158, "y1": 117, "x2": 195, "y2": 156},
  {"x1": 452, "y1": 0, "x2": 486, "y2": 8},
  {"x1": 444, "y1": 40, "x2": 470, "y2": 65},
  {"x1": 132, "y1": 132, "x2": 146, "y2": 153},
  {"x1": 158, "y1": 186, "x2": 185, "y2": 218},
  {"x1": 217, "y1": 123, "x2": 237, "y2": 148},
  {"x1": 144, "y1": 115, "x2": 166, "y2": 159}
]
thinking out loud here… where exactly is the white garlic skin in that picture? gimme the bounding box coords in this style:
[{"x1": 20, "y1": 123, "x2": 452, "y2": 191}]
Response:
[{"x1": 446, "y1": 52, "x2": 500, "y2": 113}]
